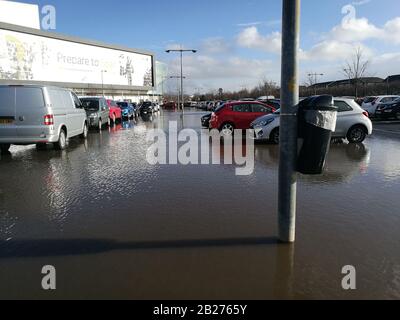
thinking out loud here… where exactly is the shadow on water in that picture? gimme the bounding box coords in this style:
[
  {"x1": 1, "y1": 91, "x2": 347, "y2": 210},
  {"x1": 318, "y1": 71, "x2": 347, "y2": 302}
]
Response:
[{"x1": 0, "y1": 237, "x2": 280, "y2": 259}]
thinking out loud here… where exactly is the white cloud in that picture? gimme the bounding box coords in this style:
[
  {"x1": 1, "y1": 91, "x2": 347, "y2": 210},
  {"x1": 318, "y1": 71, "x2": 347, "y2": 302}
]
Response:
[
  {"x1": 201, "y1": 37, "x2": 232, "y2": 54},
  {"x1": 237, "y1": 27, "x2": 281, "y2": 54},
  {"x1": 237, "y1": 20, "x2": 281, "y2": 27},
  {"x1": 301, "y1": 41, "x2": 373, "y2": 62},
  {"x1": 328, "y1": 16, "x2": 400, "y2": 45},
  {"x1": 166, "y1": 54, "x2": 279, "y2": 91}
]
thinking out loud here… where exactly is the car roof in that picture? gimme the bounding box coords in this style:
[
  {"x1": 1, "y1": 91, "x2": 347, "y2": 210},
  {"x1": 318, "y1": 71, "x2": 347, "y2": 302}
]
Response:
[{"x1": 79, "y1": 96, "x2": 104, "y2": 99}]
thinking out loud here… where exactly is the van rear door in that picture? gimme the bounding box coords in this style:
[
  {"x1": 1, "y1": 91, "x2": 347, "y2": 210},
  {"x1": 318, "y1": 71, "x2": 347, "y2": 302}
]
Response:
[
  {"x1": 15, "y1": 87, "x2": 47, "y2": 139},
  {"x1": 0, "y1": 86, "x2": 17, "y2": 139}
]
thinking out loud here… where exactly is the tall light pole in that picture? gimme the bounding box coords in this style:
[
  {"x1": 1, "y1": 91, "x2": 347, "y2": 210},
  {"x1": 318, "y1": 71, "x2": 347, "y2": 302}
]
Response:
[
  {"x1": 101, "y1": 70, "x2": 107, "y2": 97},
  {"x1": 170, "y1": 76, "x2": 186, "y2": 111},
  {"x1": 279, "y1": 0, "x2": 301, "y2": 243},
  {"x1": 166, "y1": 47, "x2": 197, "y2": 116},
  {"x1": 308, "y1": 73, "x2": 324, "y2": 95}
]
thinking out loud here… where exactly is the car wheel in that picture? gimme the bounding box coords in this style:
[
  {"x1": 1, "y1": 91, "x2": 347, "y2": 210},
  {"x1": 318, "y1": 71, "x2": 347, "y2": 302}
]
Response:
[
  {"x1": 0, "y1": 143, "x2": 11, "y2": 154},
  {"x1": 98, "y1": 119, "x2": 103, "y2": 130},
  {"x1": 347, "y1": 126, "x2": 367, "y2": 144},
  {"x1": 54, "y1": 129, "x2": 67, "y2": 150},
  {"x1": 112, "y1": 114, "x2": 116, "y2": 125},
  {"x1": 80, "y1": 123, "x2": 88, "y2": 139},
  {"x1": 220, "y1": 123, "x2": 235, "y2": 136},
  {"x1": 395, "y1": 112, "x2": 400, "y2": 121},
  {"x1": 270, "y1": 128, "x2": 280, "y2": 144}
]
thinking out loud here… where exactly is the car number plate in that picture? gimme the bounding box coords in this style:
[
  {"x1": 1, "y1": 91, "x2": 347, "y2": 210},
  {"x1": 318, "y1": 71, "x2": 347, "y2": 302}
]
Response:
[{"x1": 0, "y1": 119, "x2": 13, "y2": 125}]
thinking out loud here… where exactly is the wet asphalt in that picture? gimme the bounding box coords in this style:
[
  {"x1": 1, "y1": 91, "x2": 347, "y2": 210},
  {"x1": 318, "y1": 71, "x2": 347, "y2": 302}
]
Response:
[{"x1": 0, "y1": 109, "x2": 399, "y2": 299}]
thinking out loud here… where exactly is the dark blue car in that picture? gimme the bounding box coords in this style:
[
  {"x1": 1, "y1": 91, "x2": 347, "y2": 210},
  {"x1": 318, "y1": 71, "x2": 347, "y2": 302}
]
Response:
[{"x1": 117, "y1": 102, "x2": 136, "y2": 120}]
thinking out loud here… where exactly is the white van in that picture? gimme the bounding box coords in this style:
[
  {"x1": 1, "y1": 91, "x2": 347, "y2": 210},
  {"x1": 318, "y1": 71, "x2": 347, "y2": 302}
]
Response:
[{"x1": 0, "y1": 85, "x2": 88, "y2": 153}]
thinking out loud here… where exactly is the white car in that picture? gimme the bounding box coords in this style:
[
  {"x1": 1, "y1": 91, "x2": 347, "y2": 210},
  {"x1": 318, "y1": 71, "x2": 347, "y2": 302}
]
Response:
[
  {"x1": 361, "y1": 95, "x2": 399, "y2": 117},
  {"x1": 251, "y1": 98, "x2": 373, "y2": 144}
]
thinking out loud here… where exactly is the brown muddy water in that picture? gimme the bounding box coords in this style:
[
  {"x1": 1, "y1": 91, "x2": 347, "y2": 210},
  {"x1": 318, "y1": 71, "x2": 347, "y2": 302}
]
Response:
[{"x1": 0, "y1": 110, "x2": 399, "y2": 299}]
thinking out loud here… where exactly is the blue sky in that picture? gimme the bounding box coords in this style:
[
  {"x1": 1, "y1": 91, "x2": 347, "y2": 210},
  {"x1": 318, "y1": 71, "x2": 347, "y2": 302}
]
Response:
[{"x1": 13, "y1": 0, "x2": 400, "y2": 92}]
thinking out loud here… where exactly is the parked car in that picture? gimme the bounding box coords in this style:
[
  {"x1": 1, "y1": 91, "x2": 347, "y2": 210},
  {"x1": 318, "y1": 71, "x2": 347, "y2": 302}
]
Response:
[
  {"x1": 80, "y1": 97, "x2": 110, "y2": 129},
  {"x1": 0, "y1": 85, "x2": 88, "y2": 153},
  {"x1": 209, "y1": 101, "x2": 276, "y2": 134},
  {"x1": 361, "y1": 96, "x2": 399, "y2": 117},
  {"x1": 201, "y1": 113, "x2": 212, "y2": 128},
  {"x1": 375, "y1": 97, "x2": 400, "y2": 120},
  {"x1": 251, "y1": 98, "x2": 373, "y2": 144},
  {"x1": 257, "y1": 98, "x2": 281, "y2": 110},
  {"x1": 199, "y1": 102, "x2": 208, "y2": 110},
  {"x1": 163, "y1": 101, "x2": 177, "y2": 110},
  {"x1": 207, "y1": 101, "x2": 215, "y2": 111},
  {"x1": 139, "y1": 101, "x2": 154, "y2": 115},
  {"x1": 106, "y1": 99, "x2": 122, "y2": 124},
  {"x1": 117, "y1": 101, "x2": 135, "y2": 120}
]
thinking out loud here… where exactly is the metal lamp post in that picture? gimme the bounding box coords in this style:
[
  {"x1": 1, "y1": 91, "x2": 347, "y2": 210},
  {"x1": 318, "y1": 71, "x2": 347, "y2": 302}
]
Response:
[
  {"x1": 278, "y1": 0, "x2": 301, "y2": 243},
  {"x1": 166, "y1": 48, "x2": 197, "y2": 116}
]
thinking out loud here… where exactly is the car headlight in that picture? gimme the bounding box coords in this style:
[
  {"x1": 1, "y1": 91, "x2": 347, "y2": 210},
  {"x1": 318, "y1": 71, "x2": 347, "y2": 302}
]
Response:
[
  {"x1": 89, "y1": 113, "x2": 98, "y2": 118},
  {"x1": 254, "y1": 118, "x2": 275, "y2": 127}
]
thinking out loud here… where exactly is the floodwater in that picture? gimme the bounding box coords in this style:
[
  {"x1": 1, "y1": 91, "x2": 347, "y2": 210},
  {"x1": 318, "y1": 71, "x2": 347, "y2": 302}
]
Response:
[{"x1": 0, "y1": 109, "x2": 399, "y2": 300}]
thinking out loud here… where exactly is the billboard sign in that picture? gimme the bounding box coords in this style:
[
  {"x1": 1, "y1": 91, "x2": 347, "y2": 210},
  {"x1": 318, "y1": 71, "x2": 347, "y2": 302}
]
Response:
[{"x1": 0, "y1": 28, "x2": 154, "y2": 88}]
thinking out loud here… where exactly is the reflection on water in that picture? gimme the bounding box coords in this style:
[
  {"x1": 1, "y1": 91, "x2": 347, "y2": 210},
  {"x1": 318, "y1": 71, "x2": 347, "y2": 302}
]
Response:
[{"x1": 0, "y1": 111, "x2": 400, "y2": 299}]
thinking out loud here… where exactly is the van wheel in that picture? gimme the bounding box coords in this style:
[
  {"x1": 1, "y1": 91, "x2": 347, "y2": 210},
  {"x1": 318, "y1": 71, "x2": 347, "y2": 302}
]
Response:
[
  {"x1": 0, "y1": 143, "x2": 11, "y2": 154},
  {"x1": 80, "y1": 123, "x2": 88, "y2": 139},
  {"x1": 270, "y1": 128, "x2": 280, "y2": 144},
  {"x1": 347, "y1": 126, "x2": 367, "y2": 143},
  {"x1": 54, "y1": 129, "x2": 67, "y2": 150}
]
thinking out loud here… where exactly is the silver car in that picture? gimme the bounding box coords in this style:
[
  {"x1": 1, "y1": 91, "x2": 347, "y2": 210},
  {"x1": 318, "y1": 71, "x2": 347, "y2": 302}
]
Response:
[
  {"x1": 252, "y1": 98, "x2": 373, "y2": 144},
  {"x1": 0, "y1": 85, "x2": 88, "y2": 153}
]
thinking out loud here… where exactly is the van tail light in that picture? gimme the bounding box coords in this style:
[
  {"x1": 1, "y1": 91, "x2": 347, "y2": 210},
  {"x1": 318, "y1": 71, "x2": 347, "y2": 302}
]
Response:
[
  {"x1": 363, "y1": 111, "x2": 369, "y2": 118},
  {"x1": 44, "y1": 114, "x2": 54, "y2": 125}
]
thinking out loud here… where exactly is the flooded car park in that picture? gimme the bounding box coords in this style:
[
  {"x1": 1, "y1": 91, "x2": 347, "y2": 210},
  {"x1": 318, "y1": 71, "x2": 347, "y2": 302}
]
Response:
[{"x1": 0, "y1": 109, "x2": 399, "y2": 299}]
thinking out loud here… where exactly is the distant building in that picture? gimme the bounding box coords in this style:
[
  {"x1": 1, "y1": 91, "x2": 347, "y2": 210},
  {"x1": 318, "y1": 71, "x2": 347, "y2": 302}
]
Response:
[
  {"x1": 310, "y1": 77, "x2": 384, "y2": 89},
  {"x1": 0, "y1": 1, "x2": 40, "y2": 29}
]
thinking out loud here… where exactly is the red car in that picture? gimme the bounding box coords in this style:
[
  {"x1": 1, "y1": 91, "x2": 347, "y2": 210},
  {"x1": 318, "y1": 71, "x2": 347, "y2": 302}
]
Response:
[
  {"x1": 209, "y1": 101, "x2": 275, "y2": 134},
  {"x1": 163, "y1": 101, "x2": 177, "y2": 110},
  {"x1": 106, "y1": 99, "x2": 122, "y2": 124}
]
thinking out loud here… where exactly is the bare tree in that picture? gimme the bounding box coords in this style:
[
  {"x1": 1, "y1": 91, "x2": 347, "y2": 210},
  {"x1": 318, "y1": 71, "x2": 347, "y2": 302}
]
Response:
[{"x1": 342, "y1": 47, "x2": 370, "y2": 98}]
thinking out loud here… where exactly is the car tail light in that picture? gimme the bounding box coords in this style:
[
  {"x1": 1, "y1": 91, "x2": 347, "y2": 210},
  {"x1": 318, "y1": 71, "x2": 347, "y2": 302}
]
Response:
[
  {"x1": 363, "y1": 111, "x2": 369, "y2": 118},
  {"x1": 44, "y1": 114, "x2": 54, "y2": 125}
]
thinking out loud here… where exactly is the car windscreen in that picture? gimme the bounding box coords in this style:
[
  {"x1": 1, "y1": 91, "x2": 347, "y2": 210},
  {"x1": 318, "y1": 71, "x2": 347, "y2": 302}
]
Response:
[
  {"x1": 81, "y1": 99, "x2": 99, "y2": 111},
  {"x1": 117, "y1": 102, "x2": 129, "y2": 109},
  {"x1": 364, "y1": 97, "x2": 377, "y2": 103}
]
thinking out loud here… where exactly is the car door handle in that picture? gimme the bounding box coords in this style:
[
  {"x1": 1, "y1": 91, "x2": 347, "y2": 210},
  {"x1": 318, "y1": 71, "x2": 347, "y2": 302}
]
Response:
[{"x1": 19, "y1": 116, "x2": 25, "y2": 122}]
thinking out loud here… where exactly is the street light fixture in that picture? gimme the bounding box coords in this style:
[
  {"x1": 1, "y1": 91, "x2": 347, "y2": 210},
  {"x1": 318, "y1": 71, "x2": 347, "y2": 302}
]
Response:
[{"x1": 165, "y1": 47, "x2": 197, "y2": 116}]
